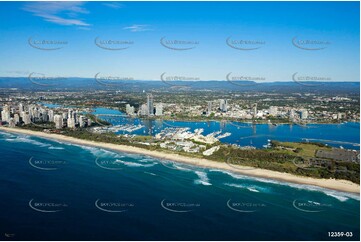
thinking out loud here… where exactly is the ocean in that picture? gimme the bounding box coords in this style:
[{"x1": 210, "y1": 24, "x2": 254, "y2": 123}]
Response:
[{"x1": 0, "y1": 130, "x2": 359, "y2": 240}]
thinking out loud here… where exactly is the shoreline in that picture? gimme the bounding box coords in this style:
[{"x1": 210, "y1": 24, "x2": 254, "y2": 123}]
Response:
[{"x1": 0, "y1": 126, "x2": 359, "y2": 194}]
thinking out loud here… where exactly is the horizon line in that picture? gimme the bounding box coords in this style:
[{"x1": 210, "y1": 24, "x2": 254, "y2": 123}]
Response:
[{"x1": 0, "y1": 77, "x2": 359, "y2": 83}]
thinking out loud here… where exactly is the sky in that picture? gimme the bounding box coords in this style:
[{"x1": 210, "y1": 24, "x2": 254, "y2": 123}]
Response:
[{"x1": 0, "y1": 1, "x2": 359, "y2": 82}]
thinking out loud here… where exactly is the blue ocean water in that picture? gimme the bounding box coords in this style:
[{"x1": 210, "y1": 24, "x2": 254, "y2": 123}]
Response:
[{"x1": 0, "y1": 131, "x2": 359, "y2": 241}]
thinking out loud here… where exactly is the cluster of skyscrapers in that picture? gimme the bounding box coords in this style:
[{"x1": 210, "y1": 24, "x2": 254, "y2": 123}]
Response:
[
  {"x1": 206, "y1": 99, "x2": 228, "y2": 116},
  {"x1": 0, "y1": 103, "x2": 91, "y2": 129},
  {"x1": 126, "y1": 94, "x2": 163, "y2": 117},
  {"x1": 203, "y1": 99, "x2": 312, "y2": 122}
]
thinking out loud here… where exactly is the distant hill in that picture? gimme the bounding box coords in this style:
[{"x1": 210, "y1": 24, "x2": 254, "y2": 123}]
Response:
[{"x1": 0, "y1": 77, "x2": 359, "y2": 94}]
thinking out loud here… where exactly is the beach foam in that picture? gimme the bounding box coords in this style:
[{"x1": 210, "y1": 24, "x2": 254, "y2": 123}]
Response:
[
  {"x1": 215, "y1": 170, "x2": 359, "y2": 201},
  {"x1": 0, "y1": 127, "x2": 358, "y2": 195},
  {"x1": 48, "y1": 146, "x2": 65, "y2": 150},
  {"x1": 224, "y1": 183, "x2": 269, "y2": 193},
  {"x1": 117, "y1": 160, "x2": 156, "y2": 167},
  {"x1": 194, "y1": 171, "x2": 212, "y2": 186},
  {"x1": 5, "y1": 136, "x2": 51, "y2": 148}
]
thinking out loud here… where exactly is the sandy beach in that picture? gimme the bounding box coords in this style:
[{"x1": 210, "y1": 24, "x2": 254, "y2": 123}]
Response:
[{"x1": 0, "y1": 126, "x2": 359, "y2": 194}]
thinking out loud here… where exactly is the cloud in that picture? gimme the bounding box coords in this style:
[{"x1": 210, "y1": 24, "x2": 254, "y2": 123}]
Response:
[
  {"x1": 123, "y1": 24, "x2": 153, "y2": 32},
  {"x1": 103, "y1": 2, "x2": 124, "y2": 9},
  {"x1": 22, "y1": 2, "x2": 90, "y2": 27}
]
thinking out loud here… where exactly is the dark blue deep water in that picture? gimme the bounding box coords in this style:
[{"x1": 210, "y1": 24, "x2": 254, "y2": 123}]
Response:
[{"x1": 0, "y1": 129, "x2": 359, "y2": 241}]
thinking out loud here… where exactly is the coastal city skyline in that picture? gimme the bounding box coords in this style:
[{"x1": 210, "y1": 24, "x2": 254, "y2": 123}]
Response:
[{"x1": 0, "y1": 1, "x2": 359, "y2": 241}]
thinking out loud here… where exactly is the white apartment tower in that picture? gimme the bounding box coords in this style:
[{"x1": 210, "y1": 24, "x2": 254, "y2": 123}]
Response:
[
  {"x1": 155, "y1": 103, "x2": 163, "y2": 116},
  {"x1": 54, "y1": 115, "x2": 63, "y2": 129},
  {"x1": 1, "y1": 104, "x2": 11, "y2": 122}
]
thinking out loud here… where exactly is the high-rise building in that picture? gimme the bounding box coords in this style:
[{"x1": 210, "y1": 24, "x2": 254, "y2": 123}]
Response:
[
  {"x1": 207, "y1": 101, "x2": 212, "y2": 115},
  {"x1": 269, "y1": 106, "x2": 278, "y2": 116},
  {"x1": 129, "y1": 106, "x2": 134, "y2": 115},
  {"x1": 41, "y1": 109, "x2": 48, "y2": 122},
  {"x1": 79, "y1": 115, "x2": 85, "y2": 128},
  {"x1": 14, "y1": 114, "x2": 20, "y2": 124},
  {"x1": 147, "y1": 93, "x2": 154, "y2": 116},
  {"x1": 126, "y1": 104, "x2": 131, "y2": 114},
  {"x1": 337, "y1": 112, "x2": 343, "y2": 120},
  {"x1": 253, "y1": 103, "x2": 258, "y2": 118},
  {"x1": 219, "y1": 99, "x2": 228, "y2": 112},
  {"x1": 32, "y1": 107, "x2": 40, "y2": 119},
  {"x1": 67, "y1": 109, "x2": 75, "y2": 129},
  {"x1": 1, "y1": 104, "x2": 10, "y2": 122},
  {"x1": 8, "y1": 118, "x2": 15, "y2": 128},
  {"x1": 19, "y1": 103, "x2": 24, "y2": 112},
  {"x1": 126, "y1": 104, "x2": 135, "y2": 115},
  {"x1": 155, "y1": 103, "x2": 163, "y2": 116},
  {"x1": 140, "y1": 104, "x2": 148, "y2": 116},
  {"x1": 22, "y1": 112, "x2": 31, "y2": 125},
  {"x1": 54, "y1": 115, "x2": 63, "y2": 129},
  {"x1": 68, "y1": 109, "x2": 74, "y2": 119},
  {"x1": 67, "y1": 117, "x2": 75, "y2": 129},
  {"x1": 73, "y1": 111, "x2": 78, "y2": 124},
  {"x1": 289, "y1": 109, "x2": 296, "y2": 121},
  {"x1": 48, "y1": 110, "x2": 54, "y2": 122},
  {"x1": 219, "y1": 100, "x2": 224, "y2": 110},
  {"x1": 300, "y1": 109, "x2": 308, "y2": 120}
]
